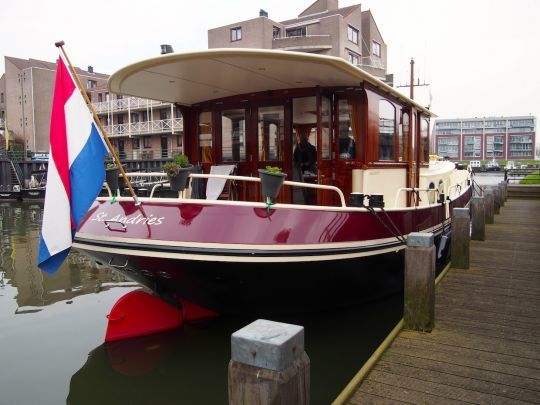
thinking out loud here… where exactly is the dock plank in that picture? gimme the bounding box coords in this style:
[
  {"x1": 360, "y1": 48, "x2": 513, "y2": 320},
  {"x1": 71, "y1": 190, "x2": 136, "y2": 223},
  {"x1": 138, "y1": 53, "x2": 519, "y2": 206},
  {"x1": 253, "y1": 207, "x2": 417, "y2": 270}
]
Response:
[{"x1": 344, "y1": 199, "x2": 540, "y2": 405}]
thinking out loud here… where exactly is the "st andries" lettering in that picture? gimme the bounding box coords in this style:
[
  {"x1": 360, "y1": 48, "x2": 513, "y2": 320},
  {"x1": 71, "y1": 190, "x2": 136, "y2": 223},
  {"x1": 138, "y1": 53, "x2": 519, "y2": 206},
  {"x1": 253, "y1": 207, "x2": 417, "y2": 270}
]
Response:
[{"x1": 91, "y1": 212, "x2": 165, "y2": 226}]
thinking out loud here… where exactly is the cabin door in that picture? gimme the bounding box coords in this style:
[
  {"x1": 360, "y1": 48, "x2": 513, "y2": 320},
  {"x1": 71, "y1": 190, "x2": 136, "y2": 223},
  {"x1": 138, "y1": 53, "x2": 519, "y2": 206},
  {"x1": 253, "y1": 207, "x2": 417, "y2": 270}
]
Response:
[
  {"x1": 253, "y1": 104, "x2": 288, "y2": 202},
  {"x1": 333, "y1": 95, "x2": 363, "y2": 201}
]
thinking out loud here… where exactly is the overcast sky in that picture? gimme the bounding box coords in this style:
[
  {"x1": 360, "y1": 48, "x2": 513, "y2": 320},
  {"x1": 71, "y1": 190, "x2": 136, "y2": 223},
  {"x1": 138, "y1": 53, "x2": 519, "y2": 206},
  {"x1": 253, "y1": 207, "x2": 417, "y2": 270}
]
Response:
[{"x1": 1, "y1": 0, "x2": 539, "y2": 124}]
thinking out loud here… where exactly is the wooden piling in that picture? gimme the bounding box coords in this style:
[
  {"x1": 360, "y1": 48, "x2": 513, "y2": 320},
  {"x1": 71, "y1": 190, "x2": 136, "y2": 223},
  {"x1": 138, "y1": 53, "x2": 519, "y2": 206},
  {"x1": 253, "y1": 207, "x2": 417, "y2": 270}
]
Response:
[
  {"x1": 498, "y1": 183, "x2": 505, "y2": 207},
  {"x1": 404, "y1": 232, "x2": 435, "y2": 332},
  {"x1": 451, "y1": 208, "x2": 470, "y2": 269},
  {"x1": 484, "y1": 189, "x2": 494, "y2": 224},
  {"x1": 492, "y1": 187, "x2": 501, "y2": 214},
  {"x1": 228, "y1": 319, "x2": 310, "y2": 405},
  {"x1": 470, "y1": 196, "x2": 485, "y2": 241}
]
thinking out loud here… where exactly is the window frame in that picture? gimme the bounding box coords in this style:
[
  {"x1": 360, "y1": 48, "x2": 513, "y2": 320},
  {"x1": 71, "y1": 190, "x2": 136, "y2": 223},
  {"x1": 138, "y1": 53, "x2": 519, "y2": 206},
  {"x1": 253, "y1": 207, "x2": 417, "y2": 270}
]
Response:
[
  {"x1": 347, "y1": 25, "x2": 359, "y2": 45},
  {"x1": 372, "y1": 41, "x2": 381, "y2": 57},
  {"x1": 231, "y1": 27, "x2": 242, "y2": 42}
]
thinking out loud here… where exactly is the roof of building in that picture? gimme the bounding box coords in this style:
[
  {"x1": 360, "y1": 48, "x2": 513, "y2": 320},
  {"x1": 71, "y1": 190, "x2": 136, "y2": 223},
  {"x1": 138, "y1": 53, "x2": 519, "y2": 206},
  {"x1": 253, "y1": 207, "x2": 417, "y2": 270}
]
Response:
[
  {"x1": 280, "y1": 4, "x2": 360, "y2": 26},
  {"x1": 4, "y1": 56, "x2": 109, "y2": 79}
]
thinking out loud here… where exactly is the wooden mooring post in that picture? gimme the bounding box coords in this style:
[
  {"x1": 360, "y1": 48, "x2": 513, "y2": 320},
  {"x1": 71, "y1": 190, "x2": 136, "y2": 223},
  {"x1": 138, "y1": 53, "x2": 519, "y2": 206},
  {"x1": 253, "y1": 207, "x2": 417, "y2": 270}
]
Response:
[
  {"x1": 498, "y1": 182, "x2": 505, "y2": 207},
  {"x1": 492, "y1": 187, "x2": 501, "y2": 214},
  {"x1": 470, "y1": 196, "x2": 485, "y2": 241},
  {"x1": 484, "y1": 189, "x2": 494, "y2": 224},
  {"x1": 451, "y1": 207, "x2": 470, "y2": 269},
  {"x1": 404, "y1": 232, "x2": 435, "y2": 332},
  {"x1": 228, "y1": 319, "x2": 310, "y2": 405}
]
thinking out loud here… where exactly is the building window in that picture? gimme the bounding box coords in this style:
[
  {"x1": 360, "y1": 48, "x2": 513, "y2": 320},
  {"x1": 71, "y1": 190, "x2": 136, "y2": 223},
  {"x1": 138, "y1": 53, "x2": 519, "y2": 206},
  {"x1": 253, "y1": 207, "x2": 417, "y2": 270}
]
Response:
[
  {"x1": 347, "y1": 25, "x2": 359, "y2": 44},
  {"x1": 160, "y1": 109, "x2": 169, "y2": 120},
  {"x1": 231, "y1": 27, "x2": 242, "y2": 42},
  {"x1": 273, "y1": 26, "x2": 281, "y2": 39},
  {"x1": 286, "y1": 26, "x2": 306, "y2": 37},
  {"x1": 143, "y1": 136, "x2": 151, "y2": 148},
  {"x1": 86, "y1": 80, "x2": 97, "y2": 89},
  {"x1": 98, "y1": 93, "x2": 103, "y2": 102},
  {"x1": 372, "y1": 41, "x2": 381, "y2": 57},
  {"x1": 177, "y1": 132, "x2": 183, "y2": 147},
  {"x1": 0, "y1": 92, "x2": 3, "y2": 103},
  {"x1": 463, "y1": 136, "x2": 481, "y2": 158},
  {"x1": 348, "y1": 51, "x2": 359, "y2": 66},
  {"x1": 132, "y1": 138, "x2": 140, "y2": 149},
  {"x1": 117, "y1": 114, "x2": 124, "y2": 125}
]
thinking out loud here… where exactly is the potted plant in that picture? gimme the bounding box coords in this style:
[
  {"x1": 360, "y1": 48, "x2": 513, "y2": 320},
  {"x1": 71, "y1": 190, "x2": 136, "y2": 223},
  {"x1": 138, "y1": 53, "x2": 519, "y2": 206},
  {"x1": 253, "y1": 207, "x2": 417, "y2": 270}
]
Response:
[
  {"x1": 258, "y1": 166, "x2": 287, "y2": 201},
  {"x1": 163, "y1": 154, "x2": 192, "y2": 192},
  {"x1": 105, "y1": 162, "x2": 120, "y2": 191}
]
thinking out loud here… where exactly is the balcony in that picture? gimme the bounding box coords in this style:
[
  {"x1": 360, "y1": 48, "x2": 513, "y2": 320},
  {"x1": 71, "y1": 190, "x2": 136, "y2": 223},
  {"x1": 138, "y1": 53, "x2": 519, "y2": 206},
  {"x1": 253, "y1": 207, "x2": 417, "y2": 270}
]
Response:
[
  {"x1": 272, "y1": 35, "x2": 333, "y2": 52},
  {"x1": 105, "y1": 118, "x2": 183, "y2": 137},
  {"x1": 93, "y1": 97, "x2": 169, "y2": 114}
]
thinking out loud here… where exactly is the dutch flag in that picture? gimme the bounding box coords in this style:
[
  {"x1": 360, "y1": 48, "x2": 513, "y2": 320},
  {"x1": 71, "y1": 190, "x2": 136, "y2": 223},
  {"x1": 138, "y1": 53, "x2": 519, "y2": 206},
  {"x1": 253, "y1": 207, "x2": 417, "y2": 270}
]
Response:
[{"x1": 38, "y1": 54, "x2": 108, "y2": 274}]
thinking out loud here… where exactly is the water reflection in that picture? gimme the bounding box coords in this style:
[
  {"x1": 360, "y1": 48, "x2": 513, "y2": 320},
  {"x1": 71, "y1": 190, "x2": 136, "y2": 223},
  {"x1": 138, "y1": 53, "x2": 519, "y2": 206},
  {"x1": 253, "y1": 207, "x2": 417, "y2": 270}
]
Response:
[{"x1": 0, "y1": 202, "x2": 136, "y2": 310}]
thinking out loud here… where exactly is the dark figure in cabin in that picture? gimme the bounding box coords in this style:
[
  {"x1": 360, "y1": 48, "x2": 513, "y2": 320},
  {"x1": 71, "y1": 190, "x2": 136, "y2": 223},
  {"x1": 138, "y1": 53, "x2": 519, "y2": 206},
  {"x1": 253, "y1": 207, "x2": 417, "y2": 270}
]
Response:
[{"x1": 293, "y1": 133, "x2": 317, "y2": 174}]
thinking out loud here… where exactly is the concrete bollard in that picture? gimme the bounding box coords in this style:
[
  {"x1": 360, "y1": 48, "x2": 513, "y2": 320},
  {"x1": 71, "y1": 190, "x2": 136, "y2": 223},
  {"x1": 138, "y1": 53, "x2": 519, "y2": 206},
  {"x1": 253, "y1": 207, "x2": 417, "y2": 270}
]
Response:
[
  {"x1": 492, "y1": 187, "x2": 501, "y2": 215},
  {"x1": 451, "y1": 208, "x2": 470, "y2": 269},
  {"x1": 484, "y1": 190, "x2": 494, "y2": 224},
  {"x1": 470, "y1": 196, "x2": 485, "y2": 241},
  {"x1": 228, "y1": 319, "x2": 310, "y2": 405},
  {"x1": 498, "y1": 182, "x2": 505, "y2": 207},
  {"x1": 404, "y1": 232, "x2": 435, "y2": 332}
]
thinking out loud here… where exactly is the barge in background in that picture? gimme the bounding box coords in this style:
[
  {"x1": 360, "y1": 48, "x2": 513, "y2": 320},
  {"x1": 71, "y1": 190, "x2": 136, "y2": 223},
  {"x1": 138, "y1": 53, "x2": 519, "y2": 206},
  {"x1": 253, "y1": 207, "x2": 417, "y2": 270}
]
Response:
[{"x1": 73, "y1": 49, "x2": 471, "y2": 314}]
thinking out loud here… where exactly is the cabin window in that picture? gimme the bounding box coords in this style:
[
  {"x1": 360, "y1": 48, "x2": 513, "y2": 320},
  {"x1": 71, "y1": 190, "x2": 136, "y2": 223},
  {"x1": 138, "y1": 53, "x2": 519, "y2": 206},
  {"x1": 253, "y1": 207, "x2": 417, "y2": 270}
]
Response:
[
  {"x1": 221, "y1": 109, "x2": 246, "y2": 162},
  {"x1": 379, "y1": 100, "x2": 395, "y2": 161},
  {"x1": 321, "y1": 96, "x2": 331, "y2": 159},
  {"x1": 421, "y1": 118, "x2": 430, "y2": 162},
  {"x1": 347, "y1": 25, "x2": 359, "y2": 44},
  {"x1": 400, "y1": 112, "x2": 409, "y2": 162},
  {"x1": 258, "y1": 106, "x2": 284, "y2": 161},
  {"x1": 198, "y1": 112, "x2": 213, "y2": 163},
  {"x1": 338, "y1": 98, "x2": 360, "y2": 160},
  {"x1": 231, "y1": 27, "x2": 242, "y2": 42}
]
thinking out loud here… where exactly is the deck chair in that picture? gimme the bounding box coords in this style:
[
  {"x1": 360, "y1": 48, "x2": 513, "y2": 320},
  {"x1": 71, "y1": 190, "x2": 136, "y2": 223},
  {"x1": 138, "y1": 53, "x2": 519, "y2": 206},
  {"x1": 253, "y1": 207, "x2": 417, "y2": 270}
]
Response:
[{"x1": 206, "y1": 165, "x2": 237, "y2": 200}]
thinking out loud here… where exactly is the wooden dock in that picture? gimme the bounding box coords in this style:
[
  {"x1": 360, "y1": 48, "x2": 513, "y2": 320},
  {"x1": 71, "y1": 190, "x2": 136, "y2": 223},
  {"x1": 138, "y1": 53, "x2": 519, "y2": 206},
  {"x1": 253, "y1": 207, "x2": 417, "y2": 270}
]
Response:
[{"x1": 344, "y1": 198, "x2": 540, "y2": 404}]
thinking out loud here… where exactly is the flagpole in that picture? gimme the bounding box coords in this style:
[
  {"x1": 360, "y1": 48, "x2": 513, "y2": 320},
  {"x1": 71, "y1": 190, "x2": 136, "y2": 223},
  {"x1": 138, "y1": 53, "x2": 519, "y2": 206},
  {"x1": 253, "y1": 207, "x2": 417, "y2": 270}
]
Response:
[{"x1": 54, "y1": 41, "x2": 140, "y2": 206}]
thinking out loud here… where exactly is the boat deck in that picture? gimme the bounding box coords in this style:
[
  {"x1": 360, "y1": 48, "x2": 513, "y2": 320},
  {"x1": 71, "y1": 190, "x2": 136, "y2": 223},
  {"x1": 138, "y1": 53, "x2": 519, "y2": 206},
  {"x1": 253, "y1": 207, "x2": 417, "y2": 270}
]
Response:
[{"x1": 344, "y1": 198, "x2": 540, "y2": 404}]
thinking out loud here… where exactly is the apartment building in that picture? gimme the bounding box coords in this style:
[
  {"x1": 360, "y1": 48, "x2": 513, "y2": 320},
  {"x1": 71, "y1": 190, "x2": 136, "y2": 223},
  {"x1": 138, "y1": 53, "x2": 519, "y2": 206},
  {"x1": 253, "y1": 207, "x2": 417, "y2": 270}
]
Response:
[
  {"x1": 0, "y1": 56, "x2": 183, "y2": 160},
  {"x1": 434, "y1": 116, "x2": 537, "y2": 161},
  {"x1": 208, "y1": 0, "x2": 388, "y2": 80}
]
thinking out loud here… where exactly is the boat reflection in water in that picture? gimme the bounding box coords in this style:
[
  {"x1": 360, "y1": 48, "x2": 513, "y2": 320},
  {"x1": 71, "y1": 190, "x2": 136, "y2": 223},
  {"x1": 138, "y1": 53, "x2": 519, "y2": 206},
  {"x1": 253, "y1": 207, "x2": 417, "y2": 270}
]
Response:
[
  {"x1": 67, "y1": 324, "x2": 231, "y2": 405},
  {"x1": 0, "y1": 202, "x2": 137, "y2": 311}
]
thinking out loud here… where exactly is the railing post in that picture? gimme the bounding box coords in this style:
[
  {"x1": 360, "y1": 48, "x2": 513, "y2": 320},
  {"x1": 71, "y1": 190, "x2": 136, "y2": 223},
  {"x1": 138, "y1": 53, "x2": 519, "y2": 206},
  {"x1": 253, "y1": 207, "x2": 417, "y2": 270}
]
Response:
[
  {"x1": 229, "y1": 319, "x2": 310, "y2": 405},
  {"x1": 484, "y1": 189, "x2": 494, "y2": 224},
  {"x1": 404, "y1": 232, "x2": 435, "y2": 332},
  {"x1": 470, "y1": 196, "x2": 485, "y2": 241},
  {"x1": 451, "y1": 208, "x2": 470, "y2": 269}
]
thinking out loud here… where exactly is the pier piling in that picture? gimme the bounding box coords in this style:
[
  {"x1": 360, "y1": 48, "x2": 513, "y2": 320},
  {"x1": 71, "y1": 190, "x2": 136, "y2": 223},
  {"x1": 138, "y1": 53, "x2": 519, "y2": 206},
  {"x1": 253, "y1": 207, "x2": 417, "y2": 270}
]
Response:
[
  {"x1": 404, "y1": 232, "x2": 435, "y2": 332},
  {"x1": 228, "y1": 319, "x2": 310, "y2": 405},
  {"x1": 492, "y1": 187, "x2": 501, "y2": 214},
  {"x1": 451, "y1": 208, "x2": 470, "y2": 269},
  {"x1": 484, "y1": 189, "x2": 494, "y2": 224},
  {"x1": 470, "y1": 196, "x2": 485, "y2": 241},
  {"x1": 498, "y1": 183, "x2": 505, "y2": 207}
]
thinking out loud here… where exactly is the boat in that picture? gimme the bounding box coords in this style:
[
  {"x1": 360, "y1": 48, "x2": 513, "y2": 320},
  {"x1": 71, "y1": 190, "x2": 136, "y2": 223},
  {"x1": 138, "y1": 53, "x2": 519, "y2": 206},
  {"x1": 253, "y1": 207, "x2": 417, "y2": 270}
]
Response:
[
  {"x1": 21, "y1": 170, "x2": 47, "y2": 201},
  {"x1": 73, "y1": 49, "x2": 472, "y2": 314},
  {"x1": 0, "y1": 185, "x2": 21, "y2": 202}
]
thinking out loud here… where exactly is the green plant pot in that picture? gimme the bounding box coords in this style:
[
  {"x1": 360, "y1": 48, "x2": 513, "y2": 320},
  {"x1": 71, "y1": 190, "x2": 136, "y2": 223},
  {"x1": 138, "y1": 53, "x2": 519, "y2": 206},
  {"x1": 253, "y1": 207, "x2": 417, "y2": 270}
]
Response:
[
  {"x1": 169, "y1": 166, "x2": 192, "y2": 192},
  {"x1": 258, "y1": 169, "x2": 287, "y2": 200},
  {"x1": 105, "y1": 168, "x2": 120, "y2": 191}
]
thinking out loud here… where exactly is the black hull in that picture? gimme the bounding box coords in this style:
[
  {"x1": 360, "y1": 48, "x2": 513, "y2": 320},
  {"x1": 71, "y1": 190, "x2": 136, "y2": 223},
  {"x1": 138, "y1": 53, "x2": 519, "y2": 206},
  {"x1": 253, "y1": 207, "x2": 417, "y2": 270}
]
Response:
[
  {"x1": 79, "y1": 234, "x2": 450, "y2": 314},
  {"x1": 0, "y1": 191, "x2": 21, "y2": 201},
  {"x1": 21, "y1": 188, "x2": 45, "y2": 201}
]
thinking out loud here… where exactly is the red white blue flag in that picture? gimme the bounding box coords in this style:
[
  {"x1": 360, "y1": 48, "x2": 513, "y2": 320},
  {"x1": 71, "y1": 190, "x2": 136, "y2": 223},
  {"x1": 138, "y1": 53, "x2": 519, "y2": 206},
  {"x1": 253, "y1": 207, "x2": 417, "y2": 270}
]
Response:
[{"x1": 38, "y1": 55, "x2": 108, "y2": 274}]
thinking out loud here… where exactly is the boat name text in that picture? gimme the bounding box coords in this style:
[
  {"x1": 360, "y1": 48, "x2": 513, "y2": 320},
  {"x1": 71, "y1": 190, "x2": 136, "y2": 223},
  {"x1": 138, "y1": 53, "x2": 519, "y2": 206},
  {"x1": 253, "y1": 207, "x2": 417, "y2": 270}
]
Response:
[{"x1": 91, "y1": 212, "x2": 164, "y2": 226}]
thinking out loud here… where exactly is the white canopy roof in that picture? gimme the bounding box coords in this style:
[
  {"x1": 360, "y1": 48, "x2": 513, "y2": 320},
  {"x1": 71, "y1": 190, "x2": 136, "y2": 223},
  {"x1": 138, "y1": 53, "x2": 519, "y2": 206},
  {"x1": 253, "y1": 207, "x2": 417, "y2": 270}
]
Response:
[{"x1": 108, "y1": 48, "x2": 433, "y2": 116}]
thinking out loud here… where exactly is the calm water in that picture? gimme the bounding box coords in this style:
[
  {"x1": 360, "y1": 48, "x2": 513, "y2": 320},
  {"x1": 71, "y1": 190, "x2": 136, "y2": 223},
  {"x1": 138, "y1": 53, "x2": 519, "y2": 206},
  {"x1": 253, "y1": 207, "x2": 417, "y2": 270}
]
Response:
[{"x1": 0, "y1": 202, "x2": 403, "y2": 405}]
